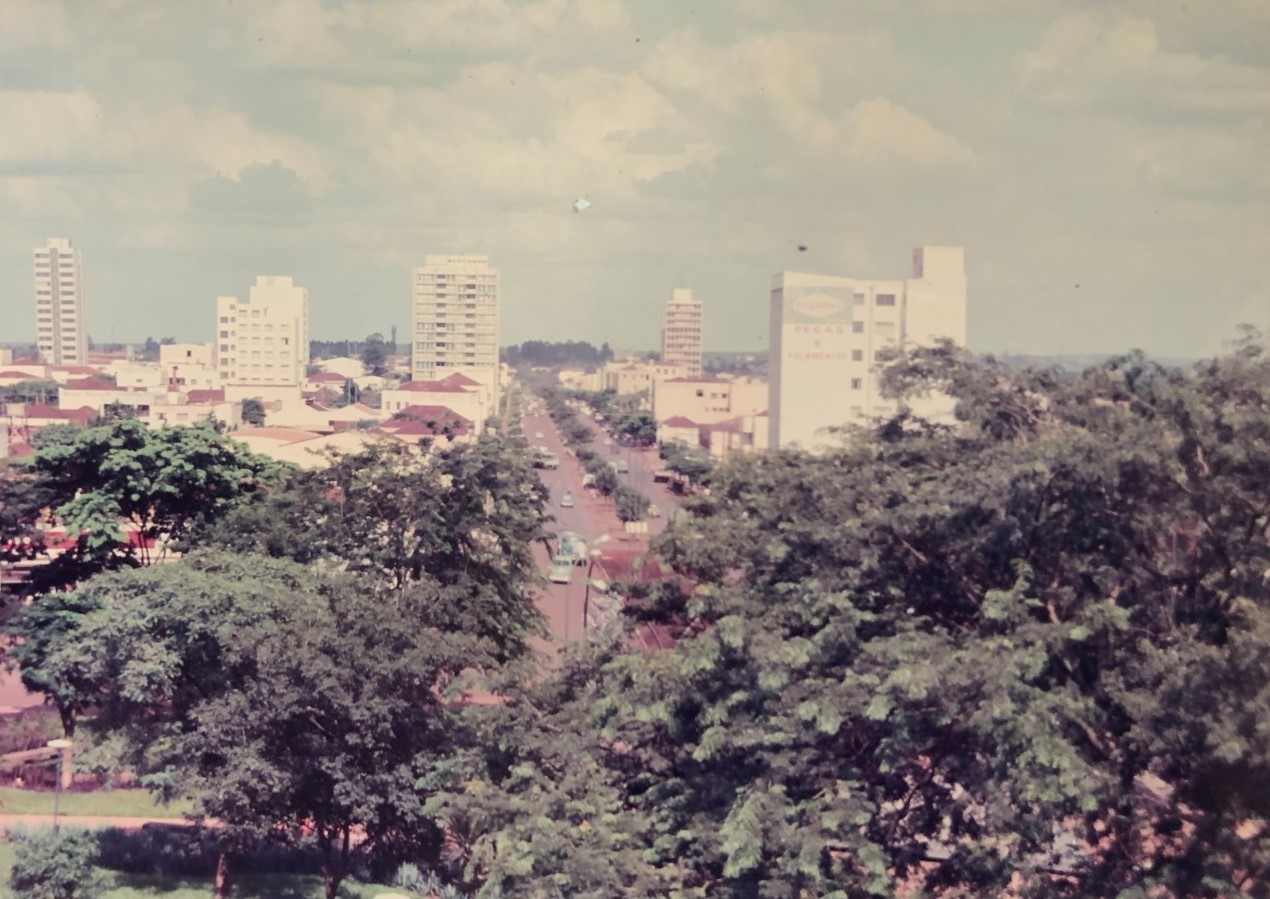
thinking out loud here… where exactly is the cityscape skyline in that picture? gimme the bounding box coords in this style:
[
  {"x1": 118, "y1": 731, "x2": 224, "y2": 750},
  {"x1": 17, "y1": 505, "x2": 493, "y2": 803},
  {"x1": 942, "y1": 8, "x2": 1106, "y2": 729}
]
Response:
[{"x1": 1, "y1": 3, "x2": 1266, "y2": 358}]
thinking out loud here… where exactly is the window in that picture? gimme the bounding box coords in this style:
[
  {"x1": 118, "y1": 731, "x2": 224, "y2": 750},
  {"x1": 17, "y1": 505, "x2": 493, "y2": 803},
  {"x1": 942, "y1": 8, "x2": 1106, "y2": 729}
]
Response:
[
  {"x1": 853, "y1": 293, "x2": 865, "y2": 306},
  {"x1": 219, "y1": 330, "x2": 229, "y2": 338},
  {"x1": 852, "y1": 349, "x2": 863, "y2": 362},
  {"x1": 876, "y1": 294, "x2": 896, "y2": 307},
  {"x1": 853, "y1": 322, "x2": 864, "y2": 334},
  {"x1": 851, "y1": 378, "x2": 862, "y2": 390}
]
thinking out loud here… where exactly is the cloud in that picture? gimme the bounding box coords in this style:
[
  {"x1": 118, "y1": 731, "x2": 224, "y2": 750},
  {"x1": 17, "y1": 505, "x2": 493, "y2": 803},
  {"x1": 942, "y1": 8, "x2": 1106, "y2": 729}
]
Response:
[
  {"x1": 1017, "y1": 10, "x2": 1270, "y2": 118},
  {"x1": 841, "y1": 98, "x2": 976, "y2": 168},
  {"x1": 642, "y1": 29, "x2": 836, "y2": 147},
  {"x1": 0, "y1": 91, "x2": 105, "y2": 169}
]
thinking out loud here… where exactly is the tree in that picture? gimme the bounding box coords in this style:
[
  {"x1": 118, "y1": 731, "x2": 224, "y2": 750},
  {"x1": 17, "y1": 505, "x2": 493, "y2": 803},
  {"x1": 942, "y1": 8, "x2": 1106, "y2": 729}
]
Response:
[
  {"x1": 240, "y1": 397, "x2": 266, "y2": 426},
  {"x1": 426, "y1": 637, "x2": 673, "y2": 897},
  {"x1": 43, "y1": 553, "x2": 473, "y2": 899},
  {"x1": 361, "y1": 332, "x2": 389, "y2": 376},
  {"x1": 0, "y1": 379, "x2": 60, "y2": 405},
  {"x1": 590, "y1": 340, "x2": 1270, "y2": 895},
  {"x1": 662, "y1": 443, "x2": 713, "y2": 486},
  {"x1": 613, "y1": 484, "x2": 650, "y2": 523},
  {"x1": 2, "y1": 420, "x2": 286, "y2": 594},
  {"x1": 9, "y1": 829, "x2": 101, "y2": 899},
  {"x1": 193, "y1": 438, "x2": 551, "y2": 663},
  {"x1": 615, "y1": 410, "x2": 658, "y2": 447},
  {"x1": 462, "y1": 337, "x2": 1270, "y2": 896}
]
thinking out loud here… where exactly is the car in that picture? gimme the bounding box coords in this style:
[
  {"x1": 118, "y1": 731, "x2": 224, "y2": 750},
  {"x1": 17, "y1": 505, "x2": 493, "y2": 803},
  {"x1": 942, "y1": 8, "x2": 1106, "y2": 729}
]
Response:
[
  {"x1": 558, "y1": 531, "x2": 589, "y2": 565},
  {"x1": 614, "y1": 460, "x2": 630, "y2": 474},
  {"x1": 561, "y1": 491, "x2": 574, "y2": 508},
  {"x1": 649, "y1": 504, "x2": 661, "y2": 518},
  {"x1": 534, "y1": 431, "x2": 544, "y2": 439},
  {"x1": 548, "y1": 556, "x2": 574, "y2": 584},
  {"x1": 581, "y1": 472, "x2": 596, "y2": 487}
]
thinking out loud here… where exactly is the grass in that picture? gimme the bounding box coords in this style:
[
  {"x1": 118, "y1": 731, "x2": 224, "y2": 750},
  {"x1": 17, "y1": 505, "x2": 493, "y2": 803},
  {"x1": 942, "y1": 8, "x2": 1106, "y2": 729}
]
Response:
[
  {"x1": 0, "y1": 786, "x2": 194, "y2": 819},
  {"x1": 0, "y1": 842, "x2": 415, "y2": 898}
]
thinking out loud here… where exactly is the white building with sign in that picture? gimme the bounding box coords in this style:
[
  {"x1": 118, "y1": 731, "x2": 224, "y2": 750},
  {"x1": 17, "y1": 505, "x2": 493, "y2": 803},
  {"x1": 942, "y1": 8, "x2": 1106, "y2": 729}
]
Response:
[{"x1": 768, "y1": 246, "x2": 966, "y2": 451}]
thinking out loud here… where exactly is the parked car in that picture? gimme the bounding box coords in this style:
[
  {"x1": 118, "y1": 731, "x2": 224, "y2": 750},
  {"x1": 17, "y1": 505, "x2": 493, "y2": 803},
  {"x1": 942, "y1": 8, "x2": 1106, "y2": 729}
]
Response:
[
  {"x1": 534, "y1": 431, "x2": 544, "y2": 439},
  {"x1": 614, "y1": 459, "x2": 630, "y2": 474},
  {"x1": 561, "y1": 491, "x2": 574, "y2": 508},
  {"x1": 548, "y1": 556, "x2": 574, "y2": 584},
  {"x1": 558, "y1": 531, "x2": 589, "y2": 565}
]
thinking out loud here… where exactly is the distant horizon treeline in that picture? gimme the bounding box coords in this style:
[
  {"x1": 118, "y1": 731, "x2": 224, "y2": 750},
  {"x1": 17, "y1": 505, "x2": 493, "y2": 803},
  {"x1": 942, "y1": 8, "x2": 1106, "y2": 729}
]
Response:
[{"x1": 501, "y1": 340, "x2": 614, "y2": 367}]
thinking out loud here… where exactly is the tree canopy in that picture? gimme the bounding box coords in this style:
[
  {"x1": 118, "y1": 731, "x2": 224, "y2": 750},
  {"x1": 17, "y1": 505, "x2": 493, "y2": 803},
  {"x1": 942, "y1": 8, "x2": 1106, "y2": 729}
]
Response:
[
  {"x1": 39, "y1": 552, "x2": 474, "y2": 899},
  {"x1": 194, "y1": 437, "x2": 551, "y2": 663},
  {"x1": 0, "y1": 420, "x2": 285, "y2": 595}
]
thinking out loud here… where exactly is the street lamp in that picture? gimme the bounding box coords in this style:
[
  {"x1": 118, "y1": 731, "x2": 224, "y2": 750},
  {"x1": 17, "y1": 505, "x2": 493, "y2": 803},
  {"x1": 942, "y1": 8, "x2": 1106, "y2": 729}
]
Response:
[
  {"x1": 583, "y1": 547, "x2": 607, "y2": 632},
  {"x1": 46, "y1": 738, "x2": 72, "y2": 833}
]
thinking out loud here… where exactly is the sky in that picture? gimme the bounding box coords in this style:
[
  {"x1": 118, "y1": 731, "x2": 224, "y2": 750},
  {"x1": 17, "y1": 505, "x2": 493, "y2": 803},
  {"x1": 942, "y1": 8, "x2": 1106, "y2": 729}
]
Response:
[{"x1": 0, "y1": 0, "x2": 1267, "y2": 358}]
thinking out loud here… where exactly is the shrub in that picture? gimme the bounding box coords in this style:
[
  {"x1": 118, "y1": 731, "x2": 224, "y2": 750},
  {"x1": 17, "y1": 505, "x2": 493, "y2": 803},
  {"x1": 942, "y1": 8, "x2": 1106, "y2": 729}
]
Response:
[{"x1": 9, "y1": 829, "x2": 102, "y2": 899}]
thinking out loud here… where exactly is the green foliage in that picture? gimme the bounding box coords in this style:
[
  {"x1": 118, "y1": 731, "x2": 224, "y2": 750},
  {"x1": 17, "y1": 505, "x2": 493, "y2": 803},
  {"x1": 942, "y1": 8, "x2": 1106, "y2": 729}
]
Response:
[
  {"x1": 43, "y1": 552, "x2": 471, "y2": 899},
  {"x1": 0, "y1": 379, "x2": 60, "y2": 405},
  {"x1": 192, "y1": 438, "x2": 550, "y2": 663},
  {"x1": 9, "y1": 829, "x2": 102, "y2": 899},
  {"x1": 360, "y1": 332, "x2": 389, "y2": 376},
  {"x1": 502, "y1": 341, "x2": 611, "y2": 368},
  {"x1": 614, "y1": 410, "x2": 657, "y2": 447},
  {"x1": 661, "y1": 442, "x2": 713, "y2": 485},
  {"x1": 613, "y1": 484, "x2": 649, "y2": 523},
  {"x1": 240, "y1": 397, "x2": 266, "y2": 426},
  {"x1": 2, "y1": 419, "x2": 286, "y2": 593}
]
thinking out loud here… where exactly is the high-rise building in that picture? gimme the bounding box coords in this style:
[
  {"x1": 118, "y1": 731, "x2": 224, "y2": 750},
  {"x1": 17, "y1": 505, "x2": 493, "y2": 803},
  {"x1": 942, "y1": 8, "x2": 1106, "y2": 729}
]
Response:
[
  {"x1": 34, "y1": 238, "x2": 87, "y2": 365},
  {"x1": 411, "y1": 255, "x2": 499, "y2": 400},
  {"x1": 661, "y1": 287, "x2": 703, "y2": 377},
  {"x1": 215, "y1": 276, "x2": 310, "y2": 385},
  {"x1": 769, "y1": 246, "x2": 967, "y2": 451}
]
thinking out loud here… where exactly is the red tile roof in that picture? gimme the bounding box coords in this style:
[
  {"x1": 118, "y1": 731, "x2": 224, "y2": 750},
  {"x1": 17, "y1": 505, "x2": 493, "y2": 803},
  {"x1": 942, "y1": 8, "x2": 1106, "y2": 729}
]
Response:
[
  {"x1": 52, "y1": 365, "x2": 104, "y2": 376},
  {"x1": 441, "y1": 372, "x2": 481, "y2": 386},
  {"x1": 309, "y1": 371, "x2": 349, "y2": 382},
  {"x1": 0, "y1": 371, "x2": 37, "y2": 379},
  {"x1": 186, "y1": 389, "x2": 226, "y2": 404},
  {"x1": 385, "y1": 405, "x2": 472, "y2": 436},
  {"x1": 398, "y1": 380, "x2": 466, "y2": 393},
  {"x1": 62, "y1": 377, "x2": 121, "y2": 391},
  {"x1": 5, "y1": 404, "x2": 95, "y2": 424},
  {"x1": 661, "y1": 415, "x2": 700, "y2": 428}
]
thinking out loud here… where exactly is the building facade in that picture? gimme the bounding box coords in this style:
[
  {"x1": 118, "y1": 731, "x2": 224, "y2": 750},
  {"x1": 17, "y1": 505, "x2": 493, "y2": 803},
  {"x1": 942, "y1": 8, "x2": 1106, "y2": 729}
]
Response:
[
  {"x1": 769, "y1": 246, "x2": 967, "y2": 451},
  {"x1": 652, "y1": 376, "x2": 768, "y2": 427},
  {"x1": 34, "y1": 238, "x2": 87, "y2": 366},
  {"x1": 661, "y1": 287, "x2": 703, "y2": 377},
  {"x1": 216, "y1": 276, "x2": 310, "y2": 386},
  {"x1": 411, "y1": 255, "x2": 499, "y2": 406}
]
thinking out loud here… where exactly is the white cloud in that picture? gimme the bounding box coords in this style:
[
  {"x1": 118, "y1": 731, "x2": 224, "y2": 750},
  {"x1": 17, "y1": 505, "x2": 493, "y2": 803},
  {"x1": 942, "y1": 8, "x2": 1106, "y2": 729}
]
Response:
[
  {"x1": 0, "y1": 91, "x2": 104, "y2": 167},
  {"x1": 1017, "y1": 10, "x2": 1270, "y2": 116},
  {"x1": 841, "y1": 98, "x2": 976, "y2": 168}
]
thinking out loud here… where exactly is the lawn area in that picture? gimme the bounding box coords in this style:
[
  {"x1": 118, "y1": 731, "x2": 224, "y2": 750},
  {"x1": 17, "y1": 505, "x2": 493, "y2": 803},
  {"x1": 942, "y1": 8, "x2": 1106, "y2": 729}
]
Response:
[
  {"x1": 0, "y1": 786, "x2": 194, "y2": 819},
  {"x1": 0, "y1": 842, "x2": 416, "y2": 898}
]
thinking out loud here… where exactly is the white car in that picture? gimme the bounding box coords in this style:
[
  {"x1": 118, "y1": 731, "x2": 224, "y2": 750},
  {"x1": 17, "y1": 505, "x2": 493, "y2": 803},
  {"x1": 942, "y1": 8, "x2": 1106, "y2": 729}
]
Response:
[
  {"x1": 534, "y1": 431, "x2": 544, "y2": 439},
  {"x1": 548, "y1": 556, "x2": 574, "y2": 584},
  {"x1": 561, "y1": 491, "x2": 574, "y2": 508}
]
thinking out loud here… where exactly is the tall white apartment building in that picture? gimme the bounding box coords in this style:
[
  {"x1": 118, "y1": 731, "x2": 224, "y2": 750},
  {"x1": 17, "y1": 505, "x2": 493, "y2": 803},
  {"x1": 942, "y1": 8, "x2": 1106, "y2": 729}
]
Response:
[
  {"x1": 769, "y1": 246, "x2": 967, "y2": 451},
  {"x1": 411, "y1": 255, "x2": 499, "y2": 402},
  {"x1": 215, "y1": 276, "x2": 310, "y2": 385},
  {"x1": 661, "y1": 288, "x2": 703, "y2": 377},
  {"x1": 34, "y1": 238, "x2": 87, "y2": 365}
]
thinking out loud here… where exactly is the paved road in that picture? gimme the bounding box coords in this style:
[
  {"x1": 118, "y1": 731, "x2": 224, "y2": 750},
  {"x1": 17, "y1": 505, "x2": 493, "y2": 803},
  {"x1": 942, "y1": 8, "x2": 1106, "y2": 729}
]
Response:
[{"x1": 522, "y1": 408, "x2": 627, "y2": 650}]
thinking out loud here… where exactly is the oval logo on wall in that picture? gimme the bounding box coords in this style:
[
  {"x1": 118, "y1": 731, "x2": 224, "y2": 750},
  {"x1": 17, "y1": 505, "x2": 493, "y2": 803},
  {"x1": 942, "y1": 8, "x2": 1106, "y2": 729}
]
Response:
[{"x1": 792, "y1": 292, "x2": 846, "y2": 319}]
